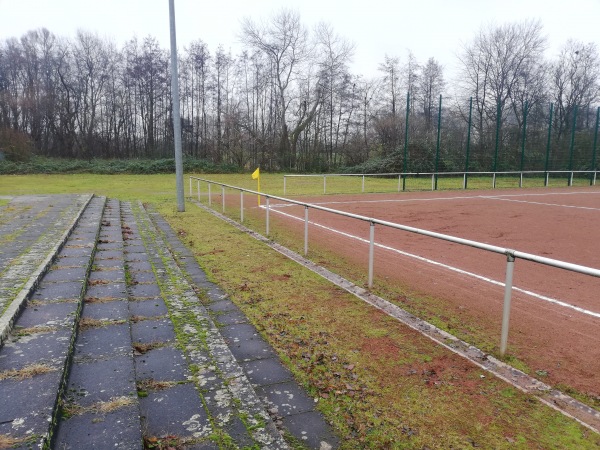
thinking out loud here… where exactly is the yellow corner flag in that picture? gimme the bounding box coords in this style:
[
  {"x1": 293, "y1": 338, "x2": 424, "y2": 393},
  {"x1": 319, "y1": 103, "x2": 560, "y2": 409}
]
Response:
[{"x1": 251, "y1": 167, "x2": 260, "y2": 205}]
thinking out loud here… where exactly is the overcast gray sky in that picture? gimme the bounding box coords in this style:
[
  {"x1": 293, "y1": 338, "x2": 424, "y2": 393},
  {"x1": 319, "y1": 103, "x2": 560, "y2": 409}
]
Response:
[{"x1": 1, "y1": 0, "x2": 599, "y2": 80}]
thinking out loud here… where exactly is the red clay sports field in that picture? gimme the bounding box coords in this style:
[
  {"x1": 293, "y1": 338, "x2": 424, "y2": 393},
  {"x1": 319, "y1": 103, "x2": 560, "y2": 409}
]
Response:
[{"x1": 260, "y1": 186, "x2": 600, "y2": 398}]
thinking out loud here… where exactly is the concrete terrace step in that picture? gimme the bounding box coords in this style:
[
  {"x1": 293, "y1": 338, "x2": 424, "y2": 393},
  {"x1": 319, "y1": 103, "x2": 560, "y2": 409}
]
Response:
[
  {"x1": 0, "y1": 196, "x2": 338, "y2": 449},
  {"x1": 145, "y1": 205, "x2": 339, "y2": 450},
  {"x1": 0, "y1": 194, "x2": 94, "y2": 345},
  {"x1": 0, "y1": 195, "x2": 106, "y2": 449},
  {"x1": 128, "y1": 201, "x2": 288, "y2": 449}
]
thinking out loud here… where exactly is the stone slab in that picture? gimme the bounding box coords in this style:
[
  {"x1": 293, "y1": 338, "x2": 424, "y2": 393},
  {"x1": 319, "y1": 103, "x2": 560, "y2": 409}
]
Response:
[
  {"x1": 57, "y1": 257, "x2": 92, "y2": 269},
  {"x1": 213, "y1": 309, "x2": 248, "y2": 326},
  {"x1": 131, "y1": 318, "x2": 175, "y2": 344},
  {"x1": 93, "y1": 250, "x2": 123, "y2": 260},
  {"x1": 254, "y1": 381, "x2": 316, "y2": 417},
  {"x1": 241, "y1": 358, "x2": 293, "y2": 387},
  {"x1": 42, "y1": 267, "x2": 88, "y2": 283},
  {"x1": 281, "y1": 410, "x2": 340, "y2": 449},
  {"x1": 32, "y1": 281, "x2": 84, "y2": 301},
  {"x1": 220, "y1": 324, "x2": 275, "y2": 362},
  {"x1": 206, "y1": 300, "x2": 239, "y2": 313},
  {"x1": 126, "y1": 261, "x2": 152, "y2": 272},
  {"x1": 128, "y1": 271, "x2": 156, "y2": 284},
  {"x1": 123, "y1": 245, "x2": 147, "y2": 254},
  {"x1": 138, "y1": 383, "x2": 210, "y2": 439},
  {"x1": 0, "y1": 371, "x2": 62, "y2": 438},
  {"x1": 82, "y1": 300, "x2": 129, "y2": 321},
  {"x1": 125, "y1": 253, "x2": 151, "y2": 263},
  {"x1": 128, "y1": 299, "x2": 168, "y2": 318},
  {"x1": 85, "y1": 282, "x2": 128, "y2": 300},
  {"x1": 134, "y1": 346, "x2": 189, "y2": 382},
  {"x1": 96, "y1": 242, "x2": 123, "y2": 251},
  {"x1": 53, "y1": 404, "x2": 142, "y2": 450},
  {"x1": 60, "y1": 247, "x2": 94, "y2": 258},
  {"x1": 15, "y1": 301, "x2": 78, "y2": 328},
  {"x1": 91, "y1": 258, "x2": 123, "y2": 269},
  {"x1": 74, "y1": 323, "x2": 131, "y2": 358},
  {"x1": 66, "y1": 355, "x2": 136, "y2": 406},
  {"x1": 128, "y1": 283, "x2": 162, "y2": 299},
  {"x1": 0, "y1": 329, "x2": 72, "y2": 371},
  {"x1": 88, "y1": 269, "x2": 126, "y2": 282}
]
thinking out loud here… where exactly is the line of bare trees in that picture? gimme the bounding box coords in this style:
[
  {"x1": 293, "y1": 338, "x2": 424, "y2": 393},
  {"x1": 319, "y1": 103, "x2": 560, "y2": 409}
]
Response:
[{"x1": 0, "y1": 11, "x2": 599, "y2": 172}]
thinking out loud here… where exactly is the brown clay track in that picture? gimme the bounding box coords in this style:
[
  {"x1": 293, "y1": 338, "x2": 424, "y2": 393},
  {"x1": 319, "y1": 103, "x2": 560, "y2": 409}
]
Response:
[{"x1": 260, "y1": 186, "x2": 600, "y2": 397}]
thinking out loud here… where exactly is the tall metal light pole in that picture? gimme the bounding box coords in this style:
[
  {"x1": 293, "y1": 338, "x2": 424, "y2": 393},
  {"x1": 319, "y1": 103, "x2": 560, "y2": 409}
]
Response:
[{"x1": 169, "y1": 0, "x2": 185, "y2": 212}]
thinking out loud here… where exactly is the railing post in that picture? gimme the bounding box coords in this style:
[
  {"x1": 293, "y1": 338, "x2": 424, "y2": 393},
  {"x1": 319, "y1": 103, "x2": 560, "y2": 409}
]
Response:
[
  {"x1": 304, "y1": 206, "x2": 309, "y2": 256},
  {"x1": 362, "y1": 175, "x2": 365, "y2": 193},
  {"x1": 208, "y1": 183, "x2": 212, "y2": 207},
  {"x1": 500, "y1": 252, "x2": 516, "y2": 357},
  {"x1": 493, "y1": 173, "x2": 497, "y2": 189},
  {"x1": 463, "y1": 173, "x2": 467, "y2": 190},
  {"x1": 196, "y1": 180, "x2": 200, "y2": 201},
  {"x1": 240, "y1": 191, "x2": 244, "y2": 223},
  {"x1": 431, "y1": 174, "x2": 435, "y2": 191},
  {"x1": 519, "y1": 172, "x2": 523, "y2": 188},
  {"x1": 368, "y1": 222, "x2": 375, "y2": 289},
  {"x1": 569, "y1": 172, "x2": 573, "y2": 187},
  {"x1": 398, "y1": 175, "x2": 402, "y2": 192},
  {"x1": 266, "y1": 197, "x2": 270, "y2": 236}
]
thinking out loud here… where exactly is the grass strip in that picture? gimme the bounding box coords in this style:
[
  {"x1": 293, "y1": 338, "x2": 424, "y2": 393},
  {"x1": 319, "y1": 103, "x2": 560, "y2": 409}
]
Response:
[{"x1": 158, "y1": 199, "x2": 600, "y2": 449}]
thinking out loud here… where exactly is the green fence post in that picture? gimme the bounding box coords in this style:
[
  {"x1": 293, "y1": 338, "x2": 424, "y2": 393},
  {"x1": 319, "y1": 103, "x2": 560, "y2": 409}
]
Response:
[
  {"x1": 591, "y1": 106, "x2": 599, "y2": 186},
  {"x1": 520, "y1": 100, "x2": 528, "y2": 176},
  {"x1": 568, "y1": 105, "x2": 578, "y2": 185},
  {"x1": 403, "y1": 91, "x2": 410, "y2": 191},
  {"x1": 464, "y1": 97, "x2": 473, "y2": 189},
  {"x1": 493, "y1": 102, "x2": 501, "y2": 187},
  {"x1": 545, "y1": 103, "x2": 553, "y2": 186},
  {"x1": 434, "y1": 94, "x2": 442, "y2": 190}
]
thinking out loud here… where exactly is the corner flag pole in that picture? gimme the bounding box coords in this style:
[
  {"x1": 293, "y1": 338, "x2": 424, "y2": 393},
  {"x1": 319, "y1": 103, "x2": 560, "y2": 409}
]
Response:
[{"x1": 251, "y1": 167, "x2": 260, "y2": 206}]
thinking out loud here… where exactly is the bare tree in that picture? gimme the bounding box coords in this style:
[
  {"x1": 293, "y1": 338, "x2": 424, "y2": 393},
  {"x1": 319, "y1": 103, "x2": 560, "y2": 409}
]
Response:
[
  {"x1": 404, "y1": 50, "x2": 420, "y2": 115},
  {"x1": 241, "y1": 9, "x2": 321, "y2": 169},
  {"x1": 552, "y1": 40, "x2": 600, "y2": 139},
  {"x1": 457, "y1": 20, "x2": 546, "y2": 154},
  {"x1": 420, "y1": 57, "x2": 445, "y2": 127},
  {"x1": 378, "y1": 54, "x2": 401, "y2": 116},
  {"x1": 71, "y1": 30, "x2": 112, "y2": 157},
  {"x1": 315, "y1": 22, "x2": 355, "y2": 167}
]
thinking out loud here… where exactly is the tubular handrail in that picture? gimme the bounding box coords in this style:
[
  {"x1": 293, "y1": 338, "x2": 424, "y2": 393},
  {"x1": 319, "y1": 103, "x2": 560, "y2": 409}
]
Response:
[
  {"x1": 282, "y1": 170, "x2": 598, "y2": 194},
  {"x1": 189, "y1": 175, "x2": 600, "y2": 355},
  {"x1": 283, "y1": 169, "x2": 599, "y2": 177},
  {"x1": 190, "y1": 176, "x2": 600, "y2": 277}
]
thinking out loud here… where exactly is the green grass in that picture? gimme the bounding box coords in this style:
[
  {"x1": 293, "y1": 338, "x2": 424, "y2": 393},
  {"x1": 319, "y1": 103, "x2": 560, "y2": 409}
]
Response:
[
  {"x1": 1, "y1": 173, "x2": 599, "y2": 448},
  {"x1": 0, "y1": 172, "x2": 595, "y2": 201}
]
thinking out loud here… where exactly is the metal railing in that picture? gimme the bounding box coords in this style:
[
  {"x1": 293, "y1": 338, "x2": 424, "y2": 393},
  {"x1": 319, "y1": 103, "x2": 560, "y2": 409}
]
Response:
[
  {"x1": 283, "y1": 170, "x2": 599, "y2": 195},
  {"x1": 189, "y1": 176, "x2": 600, "y2": 356}
]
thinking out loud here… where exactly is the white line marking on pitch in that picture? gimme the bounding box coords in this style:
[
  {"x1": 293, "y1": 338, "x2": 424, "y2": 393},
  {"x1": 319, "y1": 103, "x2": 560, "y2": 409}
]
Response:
[
  {"x1": 272, "y1": 190, "x2": 600, "y2": 208},
  {"x1": 483, "y1": 197, "x2": 600, "y2": 211},
  {"x1": 266, "y1": 206, "x2": 600, "y2": 319}
]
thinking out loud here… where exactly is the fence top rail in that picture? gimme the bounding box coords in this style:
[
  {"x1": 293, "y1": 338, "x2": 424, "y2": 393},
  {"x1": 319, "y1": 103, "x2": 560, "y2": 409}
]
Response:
[
  {"x1": 283, "y1": 170, "x2": 599, "y2": 178},
  {"x1": 190, "y1": 176, "x2": 600, "y2": 278}
]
